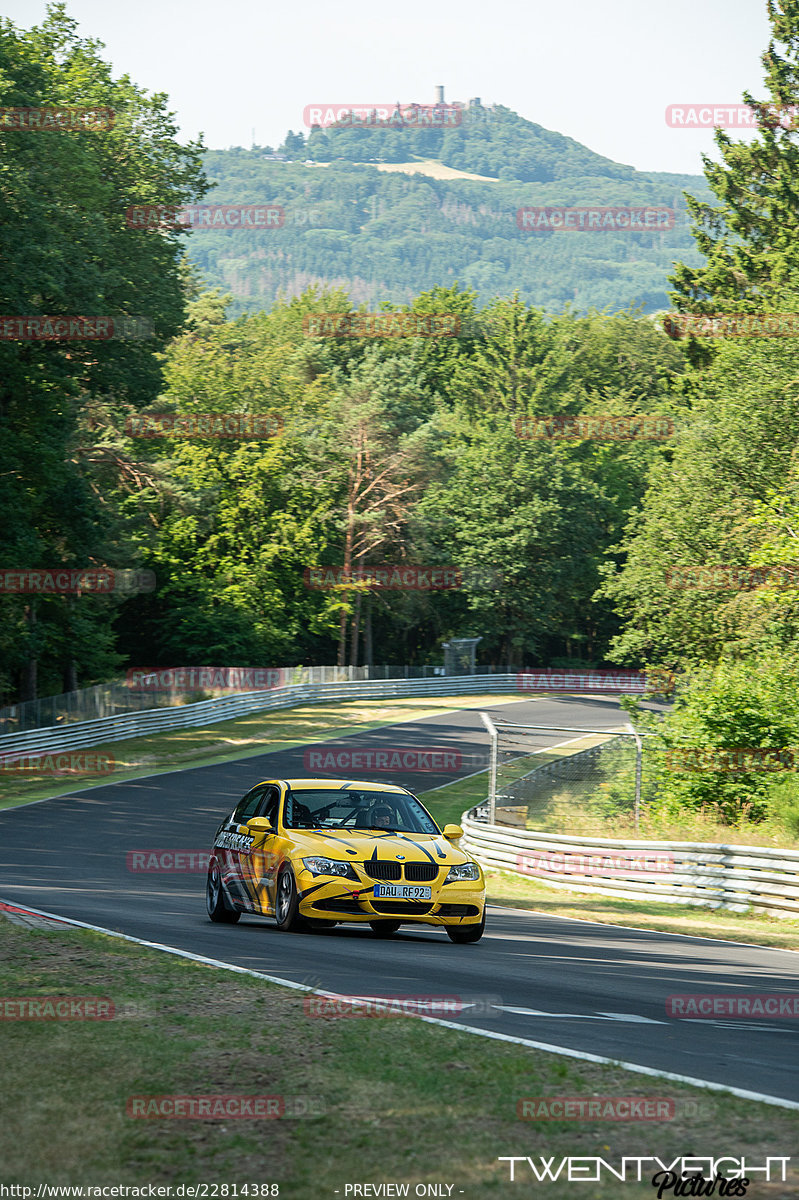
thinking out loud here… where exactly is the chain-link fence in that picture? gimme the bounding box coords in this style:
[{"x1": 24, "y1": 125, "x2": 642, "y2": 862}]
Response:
[
  {"x1": 480, "y1": 714, "x2": 648, "y2": 831},
  {"x1": 0, "y1": 680, "x2": 166, "y2": 735}
]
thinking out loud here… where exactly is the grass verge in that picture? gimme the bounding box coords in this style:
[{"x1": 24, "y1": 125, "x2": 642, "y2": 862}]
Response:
[
  {"x1": 484, "y1": 872, "x2": 799, "y2": 952},
  {"x1": 1, "y1": 915, "x2": 796, "y2": 1197},
  {"x1": 418, "y1": 781, "x2": 799, "y2": 952},
  {"x1": 526, "y1": 782, "x2": 799, "y2": 850}
]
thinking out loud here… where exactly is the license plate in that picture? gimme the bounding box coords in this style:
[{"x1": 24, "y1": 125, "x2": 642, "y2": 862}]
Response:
[{"x1": 373, "y1": 884, "x2": 432, "y2": 900}]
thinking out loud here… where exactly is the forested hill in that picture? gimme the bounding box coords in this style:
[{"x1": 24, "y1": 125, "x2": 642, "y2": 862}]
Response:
[
  {"x1": 301, "y1": 102, "x2": 682, "y2": 183},
  {"x1": 189, "y1": 103, "x2": 712, "y2": 316}
]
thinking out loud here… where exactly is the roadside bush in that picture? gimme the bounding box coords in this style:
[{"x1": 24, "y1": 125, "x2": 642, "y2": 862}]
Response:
[
  {"x1": 765, "y1": 775, "x2": 799, "y2": 837},
  {"x1": 633, "y1": 654, "x2": 799, "y2": 826}
]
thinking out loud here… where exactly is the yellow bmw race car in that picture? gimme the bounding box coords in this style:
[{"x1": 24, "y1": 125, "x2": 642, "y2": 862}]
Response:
[{"x1": 206, "y1": 777, "x2": 486, "y2": 942}]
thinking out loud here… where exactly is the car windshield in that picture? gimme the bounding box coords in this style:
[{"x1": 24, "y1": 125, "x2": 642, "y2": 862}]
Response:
[{"x1": 283, "y1": 788, "x2": 440, "y2": 835}]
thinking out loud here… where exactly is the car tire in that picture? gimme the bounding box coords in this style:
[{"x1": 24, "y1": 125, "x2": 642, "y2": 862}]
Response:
[
  {"x1": 275, "y1": 865, "x2": 304, "y2": 932},
  {"x1": 369, "y1": 920, "x2": 402, "y2": 937},
  {"x1": 206, "y1": 864, "x2": 240, "y2": 924},
  {"x1": 446, "y1": 914, "x2": 485, "y2": 943}
]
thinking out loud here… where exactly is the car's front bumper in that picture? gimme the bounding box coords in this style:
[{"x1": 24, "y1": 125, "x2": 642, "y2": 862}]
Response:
[{"x1": 297, "y1": 872, "x2": 485, "y2": 925}]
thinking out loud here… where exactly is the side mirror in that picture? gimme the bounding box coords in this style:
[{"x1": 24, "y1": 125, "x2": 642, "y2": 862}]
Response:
[
  {"x1": 247, "y1": 816, "x2": 273, "y2": 833},
  {"x1": 442, "y1": 823, "x2": 463, "y2": 841}
]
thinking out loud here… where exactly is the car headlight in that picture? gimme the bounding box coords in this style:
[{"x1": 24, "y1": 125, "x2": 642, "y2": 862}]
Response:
[
  {"x1": 302, "y1": 856, "x2": 358, "y2": 880},
  {"x1": 445, "y1": 861, "x2": 480, "y2": 883}
]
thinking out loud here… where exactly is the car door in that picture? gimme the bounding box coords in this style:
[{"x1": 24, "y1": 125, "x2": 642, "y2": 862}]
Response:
[
  {"x1": 215, "y1": 785, "x2": 269, "y2": 911},
  {"x1": 239, "y1": 785, "x2": 281, "y2": 914}
]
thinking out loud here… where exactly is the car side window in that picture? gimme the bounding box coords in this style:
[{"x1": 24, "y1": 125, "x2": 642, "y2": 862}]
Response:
[
  {"x1": 256, "y1": 786, "x2": 280, "y2": 826},
  {"x1": 233, "y1": 786, "x2": 266, "y2": 824}
]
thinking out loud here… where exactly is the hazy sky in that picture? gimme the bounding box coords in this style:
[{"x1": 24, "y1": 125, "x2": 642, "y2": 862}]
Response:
[{"x1": 5, "y1": 0, "x2": 772, "y2": 176}]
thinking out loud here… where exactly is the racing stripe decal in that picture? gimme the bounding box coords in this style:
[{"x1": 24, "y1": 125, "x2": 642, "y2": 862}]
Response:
[
  {"x1": 297, "y1": 881, "x2": 332, "y2": 902},
  {"x1": 392, "y1": 833, "x2": 443, "y2": 862}
]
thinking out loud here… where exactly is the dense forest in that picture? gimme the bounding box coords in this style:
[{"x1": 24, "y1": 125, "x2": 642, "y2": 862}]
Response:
[
  {"x1": 6, "y1": 2, "x2": 799, "y2": 830},
  {"x1": 189, "y1": 135, "x2": 711, "y2": 316}
]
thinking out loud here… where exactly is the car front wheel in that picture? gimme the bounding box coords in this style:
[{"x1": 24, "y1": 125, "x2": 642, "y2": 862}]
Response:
[
  {"x1": 206, "y1": 864, "x2": 240, "y2": 924},
  {"x1": 275, "y1": 865, "x2": 304, "y2": 932}
]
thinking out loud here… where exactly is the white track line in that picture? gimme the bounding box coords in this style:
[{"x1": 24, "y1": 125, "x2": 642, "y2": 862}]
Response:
[{"x1": 3, "y1": 897, "x2": 798, "y2": 1113}]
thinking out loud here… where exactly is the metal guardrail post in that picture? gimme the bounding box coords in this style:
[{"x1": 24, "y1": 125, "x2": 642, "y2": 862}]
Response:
[
  {"x1": 480, "y1": 712, "x2": 498, "y2": 825},
  {"x1": 627, "y1": 721, "x2": 643, "y2": 833}
]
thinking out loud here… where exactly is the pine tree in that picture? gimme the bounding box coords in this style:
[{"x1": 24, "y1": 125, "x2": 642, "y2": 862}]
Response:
[{"x1": 670, "y1": 0, "x2": 799, "y2": 311}]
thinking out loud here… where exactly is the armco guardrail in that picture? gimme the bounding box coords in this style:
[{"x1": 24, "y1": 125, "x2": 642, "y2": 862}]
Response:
[
  {"x1": 0, "y1": 674, "x2": 526, "y2": 760},
  {"x1": 0, "y1": 664, "x2": 449, "y2": 734},
  {"x1": 461, "y1": 808, "x2": 799, "y2": 917}
]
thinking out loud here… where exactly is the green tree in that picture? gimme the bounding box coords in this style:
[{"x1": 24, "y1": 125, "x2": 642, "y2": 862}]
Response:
[
  {"x1": 640, "y1": 655, "x2": 799, "y2": 825},
  {"x1": 0, "y1": 4, "x2": 207, "y2": 701},
  {"x1": 599, "y1": 337, "x2": 799, "y2": 668},
  {"x1": 417, "y1": 410, "x2": 613, "y2": 665},
  {"x1": 671, "y1": 0, "x2": 799, "y2": 310}
]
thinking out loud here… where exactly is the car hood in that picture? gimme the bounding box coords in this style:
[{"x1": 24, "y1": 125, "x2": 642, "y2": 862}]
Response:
[{"x1": 287, "y1": 828, "x2": 468, "y2": 865}]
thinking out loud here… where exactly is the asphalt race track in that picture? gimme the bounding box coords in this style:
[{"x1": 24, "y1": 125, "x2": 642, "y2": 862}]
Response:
[{"x1": 1, "y1": 695, "x2": 797, "y2": 1104}]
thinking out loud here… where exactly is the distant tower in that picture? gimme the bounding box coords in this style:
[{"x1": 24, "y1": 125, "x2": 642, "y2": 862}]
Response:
[
  {"x1": 435, "y1": 85, "x2": 445, "y2": 103},
  {"x1": 469, "y1": 97, "x2": 481, "y2": 108}
]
